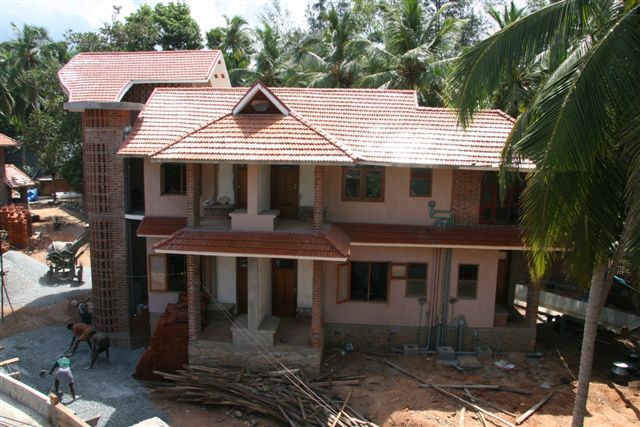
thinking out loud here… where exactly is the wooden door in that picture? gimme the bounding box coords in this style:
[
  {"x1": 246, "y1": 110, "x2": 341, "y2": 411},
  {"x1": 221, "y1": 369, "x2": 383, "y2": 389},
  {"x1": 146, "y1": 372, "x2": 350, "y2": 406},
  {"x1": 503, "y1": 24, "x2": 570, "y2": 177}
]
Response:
[
  {"x1": 236, "y1": 257, "x2": 248, "y2": 314},
  {"x1": 495, "y1": 257, "x2": 510, "y2": 304},
  {"x1": 271, "y1": 165, "x2": 299, "y2": 219},
  {"x1": 272, "y1": 259, "x2": 297, "y2": 317},
  {"x1": 235, "y1": 165, "x2": 247, "y2": 209}
]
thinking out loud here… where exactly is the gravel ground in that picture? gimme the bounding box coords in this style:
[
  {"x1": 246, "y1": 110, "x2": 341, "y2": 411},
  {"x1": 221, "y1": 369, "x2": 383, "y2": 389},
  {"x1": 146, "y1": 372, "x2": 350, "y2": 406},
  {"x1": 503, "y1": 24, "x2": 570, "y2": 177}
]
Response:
[
  {"x1": 2, "y1": 326, "x2": 166, "y2": 427},
  {"x1": 2, "y1": 250, "x2": 92, "y2": 308}
]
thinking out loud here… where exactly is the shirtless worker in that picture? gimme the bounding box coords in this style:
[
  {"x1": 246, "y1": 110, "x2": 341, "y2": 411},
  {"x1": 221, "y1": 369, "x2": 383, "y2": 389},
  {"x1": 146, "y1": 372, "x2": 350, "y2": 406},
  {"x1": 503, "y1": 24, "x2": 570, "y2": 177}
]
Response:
[{"x1": 66, "y1": 322, "x2": 94, "y2": 356}]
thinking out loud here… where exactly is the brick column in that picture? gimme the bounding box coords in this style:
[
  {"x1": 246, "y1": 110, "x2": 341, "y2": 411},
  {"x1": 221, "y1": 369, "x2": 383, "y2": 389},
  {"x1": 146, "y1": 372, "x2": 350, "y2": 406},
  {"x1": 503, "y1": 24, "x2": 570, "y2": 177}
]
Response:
[
  {"x1": 83, "y1": 109, "x2": 131, "y2": 345},
  {"x1": 186, "y1": 255, "x2": 202, "y2": 340},
  {"x1": 186, "y1": 163, "x2": 201, "y2": 228},
  {"x1": 313, "y1": 166, "x2": 324, "y2": 230},
  {"x1": 311, "y1": 260, "x2": 323, "y2": 349},
  {"x1": 0, "y1": 149, "x2": 7, "y2": 206}
]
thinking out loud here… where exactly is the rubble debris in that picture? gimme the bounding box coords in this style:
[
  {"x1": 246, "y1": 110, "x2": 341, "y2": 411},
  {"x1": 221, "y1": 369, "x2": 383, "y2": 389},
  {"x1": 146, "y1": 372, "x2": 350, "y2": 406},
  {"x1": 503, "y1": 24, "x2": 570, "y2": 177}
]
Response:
[
  {"x1": 495, "y1": 359, "x2": 516, "y2": 370},
  {"x1": 152, "y1": 365, "x2": 377, "y2": 427}
]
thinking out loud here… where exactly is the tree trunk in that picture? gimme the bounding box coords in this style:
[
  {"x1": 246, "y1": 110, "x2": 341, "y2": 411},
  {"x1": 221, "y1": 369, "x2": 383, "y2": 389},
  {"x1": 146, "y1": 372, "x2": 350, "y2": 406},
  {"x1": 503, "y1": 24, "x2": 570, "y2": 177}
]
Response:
[
  {"x1": 571, "y1": 239, "x2": 626, "y2": 426},
  {"x1": 526, "y1": 279, "x2": 541, "y2": 328},
  {"x1": 51, "y1": 172, "x2": 57, "y2": 204}
]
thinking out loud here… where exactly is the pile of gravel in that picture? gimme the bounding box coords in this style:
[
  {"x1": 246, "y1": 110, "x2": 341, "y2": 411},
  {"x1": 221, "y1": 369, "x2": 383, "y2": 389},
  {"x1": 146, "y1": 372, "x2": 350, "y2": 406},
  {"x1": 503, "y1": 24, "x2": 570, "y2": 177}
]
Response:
[
  {"x1": 2, "y1": 326, "x2": 166, "y2": 426},
  {"x1": 2, "y1": 250, "x2": 92, "y2": 308}
]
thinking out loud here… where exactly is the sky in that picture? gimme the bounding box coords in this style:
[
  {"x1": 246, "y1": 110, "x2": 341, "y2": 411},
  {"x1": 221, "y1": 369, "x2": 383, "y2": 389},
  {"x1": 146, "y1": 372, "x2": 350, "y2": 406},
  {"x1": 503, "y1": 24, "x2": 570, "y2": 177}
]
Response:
[{"x1": 0, "y1": 0, "x2": 309, "y2": 42}]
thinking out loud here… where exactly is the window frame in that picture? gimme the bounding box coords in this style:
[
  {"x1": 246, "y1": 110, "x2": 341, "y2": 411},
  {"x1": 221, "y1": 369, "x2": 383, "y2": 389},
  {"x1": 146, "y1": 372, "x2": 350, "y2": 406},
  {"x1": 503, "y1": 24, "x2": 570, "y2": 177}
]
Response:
[
  {"x1": 166, "y1": 254, "x2": 186, "y2": 292},
  {"x1": 160, "y1": 163, "x2": 186, "y2": 196},
  {"x1": 457, "y1": 264, "x2": 479, "y2": 300},
  {"x1": 341, "y1": 166, "x2": 385, "y2": 202},
  {"x1": 148, "y1": 254, "x2": 167, "y2": 292},
  {"x1": 336, "y1": 261, "x2": 390, "y2": 303},
  {"x1": 479, "y1": 172, "x2": 524, "y2": 225},
  {"x1": 409, "y1": 168, "x2": 433, "y2": 197},
  {"x1": 405, "y1": 263, "x2": 428, "y2": 298}
]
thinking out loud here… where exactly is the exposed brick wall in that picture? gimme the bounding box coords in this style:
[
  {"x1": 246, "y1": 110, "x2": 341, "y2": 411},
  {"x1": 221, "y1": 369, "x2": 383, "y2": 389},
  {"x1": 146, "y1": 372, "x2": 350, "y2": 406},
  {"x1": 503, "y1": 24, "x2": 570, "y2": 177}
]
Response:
[
  {"x1": 121, "y1": 83, "x2": 182, "y2": 104},
  {"x1": 311, "y1": 260, "x2": 323, "y2": 349},
  {"x1": 451, "y1": 170, "x2": 482, "y2": 226},
  {"x1": 313, "y1": 166, "x2": 324, "y2": 230},
  {"x1": 83, "y1": 109, "x2": 131, "y2": 345},
  {"x1": 186, "y1": 255, "x2": 202, "y2": 340},
  {"x1": 186, "y1": 163, "x2": 201, "y2": 227},
  {"x1": 0, "y1": 149, "x2": 7, "y2": 206}
]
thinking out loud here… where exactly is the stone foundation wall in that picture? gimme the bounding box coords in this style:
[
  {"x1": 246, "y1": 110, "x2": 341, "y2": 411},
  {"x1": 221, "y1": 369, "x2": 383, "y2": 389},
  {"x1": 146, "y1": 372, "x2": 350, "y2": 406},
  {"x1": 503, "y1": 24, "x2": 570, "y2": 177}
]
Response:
[
  {"x1": 324, "y1": 323, "x2": 535, "y2": 353},
  {"x1": 189, "y1": 340, "x2": 322, "y2": 376}
]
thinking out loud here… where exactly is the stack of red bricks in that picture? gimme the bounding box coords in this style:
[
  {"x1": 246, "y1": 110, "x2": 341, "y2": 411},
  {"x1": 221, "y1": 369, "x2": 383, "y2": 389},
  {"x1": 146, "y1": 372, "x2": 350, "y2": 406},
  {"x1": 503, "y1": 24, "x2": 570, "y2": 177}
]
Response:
[
  {"x1": 0, "y1": 205, "x2": 32, "y2": 249},
  {"x1": 134, "y1": 292, "x2": 209, "y2": 381}
]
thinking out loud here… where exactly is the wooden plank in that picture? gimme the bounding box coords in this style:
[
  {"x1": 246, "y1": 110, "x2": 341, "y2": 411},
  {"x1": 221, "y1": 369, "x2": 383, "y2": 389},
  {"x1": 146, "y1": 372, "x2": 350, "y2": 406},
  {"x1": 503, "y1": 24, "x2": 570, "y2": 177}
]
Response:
[
  {"x1": 515, "y1": 391, "x2": 554, "y2": 425},
  {"x1": 464, "y1": 388, "x2": 487, "y2": 427},
  {"x1": 458, "y1": 407, "x2": 466, "y2": 427},
  {"x1": 330, "y1": 391, "x2": 352, "y2": 427},
  {"x1": 0, "y1": 357, "x2": 19, "y2": 367}
]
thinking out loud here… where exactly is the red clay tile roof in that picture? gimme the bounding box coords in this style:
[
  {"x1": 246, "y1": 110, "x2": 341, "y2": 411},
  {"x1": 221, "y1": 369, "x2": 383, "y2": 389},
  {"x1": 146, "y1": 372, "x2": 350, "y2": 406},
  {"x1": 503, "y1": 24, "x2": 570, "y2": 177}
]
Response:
[
  {"x1": 336, "y1": 223, "x2": 524, "y2": 248},
  {"x1": 58, "y1": 51, "x2": 221, "y2": 103},
  {"x1": 137, "y1": 216, "x2": 187, "y2": 237},
  {"x1": 5, "y1": 164, "x2": 35, "y2": 188},
  {"x1": 120, "y1": 87, "x2": 524, "y2": 168},
  {"x1": 152, "y1": 113, "x2": 354, "y2": 163},
  {"x1": 154, "y1": 229, "x2": 348, "y2": 260},
  {"x1": 0, "y1": 134, "x2": 20, "y2": 147}
]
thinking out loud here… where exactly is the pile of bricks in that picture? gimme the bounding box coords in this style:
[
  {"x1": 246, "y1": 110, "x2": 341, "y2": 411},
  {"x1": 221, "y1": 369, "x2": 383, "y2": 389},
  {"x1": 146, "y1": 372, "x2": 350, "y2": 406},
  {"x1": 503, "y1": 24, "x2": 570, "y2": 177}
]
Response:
[{"x1": 0, "y1": 205, "x2": 32, "y2": 249}]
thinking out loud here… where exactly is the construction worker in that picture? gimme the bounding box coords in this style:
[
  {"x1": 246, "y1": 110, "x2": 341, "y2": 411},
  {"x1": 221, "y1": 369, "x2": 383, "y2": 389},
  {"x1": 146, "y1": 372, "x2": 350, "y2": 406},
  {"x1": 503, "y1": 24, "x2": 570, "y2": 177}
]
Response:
[
  {"x1": 47, "y1": 356, "x2": 78, "y2": 401},
  {"x1": 89, "y1": 332, "x2": 110, "y2": 369},
  {"x1": 66, "y1": 322, "x2": 94, "y2": 355}
]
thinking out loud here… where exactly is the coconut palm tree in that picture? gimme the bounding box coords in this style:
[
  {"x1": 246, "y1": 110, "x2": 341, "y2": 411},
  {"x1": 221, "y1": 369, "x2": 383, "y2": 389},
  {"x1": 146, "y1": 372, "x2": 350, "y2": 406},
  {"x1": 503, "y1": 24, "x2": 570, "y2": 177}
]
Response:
[
  {"x1": 294, "y1": 6, "x2": 362, "y2": 88},
  {"x1": 487, "y1": 0, "x2": 526, "y2": 29},
  {"x1": 446, "y1": 1, "x2": 640, "y2": 425},
  {"x1": 355, "y1": 0, "x2": 464, "y2": 105},
  {"x1": 206, "y1": 15, "x2": 254, "y2": 75},
  {"x1": 232, "y1": 22, "x2": 290, "y2": 87}
]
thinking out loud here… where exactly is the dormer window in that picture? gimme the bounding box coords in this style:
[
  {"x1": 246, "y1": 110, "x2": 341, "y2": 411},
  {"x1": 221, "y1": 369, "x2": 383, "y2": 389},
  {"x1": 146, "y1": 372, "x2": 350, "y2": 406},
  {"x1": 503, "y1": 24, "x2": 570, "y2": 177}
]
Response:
[{"x1": 232, "y1": 81, "x2": 289, "y2": 116}]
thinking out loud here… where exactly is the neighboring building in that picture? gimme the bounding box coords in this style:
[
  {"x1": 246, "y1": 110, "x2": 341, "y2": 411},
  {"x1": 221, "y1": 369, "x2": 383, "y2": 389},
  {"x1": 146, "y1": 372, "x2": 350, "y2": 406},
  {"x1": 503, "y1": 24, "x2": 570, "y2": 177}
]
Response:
[
  {"x1": 59, "y1": 51, "x2": 537, "y2": 372},
  {"x1": 0, "y1": 134, "x2": 35, "y2": 207}
]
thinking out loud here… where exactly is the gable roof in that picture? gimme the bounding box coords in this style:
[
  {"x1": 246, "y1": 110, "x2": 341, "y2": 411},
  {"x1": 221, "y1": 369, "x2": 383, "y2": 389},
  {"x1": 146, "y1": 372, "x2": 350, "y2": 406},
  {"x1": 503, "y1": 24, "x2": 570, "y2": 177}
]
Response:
[
  {"x1": 58, "y1": 51, "x2": 222, "y2": 103},
  {"x1": 120, "y1": 86, "x2": 522, "y2": 169},
  {"x1": 232, "y1": 81, "x2": 289, "y2": 115},
  {"x1": 0, "y1": 134, "x2": 20, "y2": 147},
  {"x1": 5, "y1": 164, "x2": 35, "y2": 188}
]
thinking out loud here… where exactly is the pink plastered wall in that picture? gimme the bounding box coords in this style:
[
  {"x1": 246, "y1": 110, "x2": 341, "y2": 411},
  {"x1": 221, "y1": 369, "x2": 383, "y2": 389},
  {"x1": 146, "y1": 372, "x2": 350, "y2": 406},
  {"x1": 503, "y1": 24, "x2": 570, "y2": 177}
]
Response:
[
  {"x1": 323, "y1": 246, "x2": 500, "y2": 328},
  {"x1": 324, "y1": 166, "x2": 453, "y2": 225},
  {"x1": 143, "y1": 159, "x2": 217, "y2": 217}
]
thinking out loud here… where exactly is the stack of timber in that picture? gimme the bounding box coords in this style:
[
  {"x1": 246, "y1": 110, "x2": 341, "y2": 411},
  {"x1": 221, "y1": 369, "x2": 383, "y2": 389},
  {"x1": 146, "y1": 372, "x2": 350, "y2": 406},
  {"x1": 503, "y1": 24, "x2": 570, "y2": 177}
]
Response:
[{"x1": 152, "y1": 365, "x2": 377, "y2": 427}]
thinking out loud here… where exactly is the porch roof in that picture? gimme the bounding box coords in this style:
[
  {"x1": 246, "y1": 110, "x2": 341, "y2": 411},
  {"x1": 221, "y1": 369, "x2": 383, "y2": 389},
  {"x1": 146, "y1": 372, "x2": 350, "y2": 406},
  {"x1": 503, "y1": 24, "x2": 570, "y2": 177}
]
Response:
[
  {"x1": 137, "y1": 216, "x2": 187, "y2": 237},
  {"x1": 335, "y1": 223, "x2": 525, "y2": 249},
  {"x1": 5, "y1": 164, "x2": 35, "y2": 188},
  {"x1": 0, "y1": 133, "x2": 20, "y2": 147},
  {"x1": 153, "y1": 228, "x2": 349, "y2": 261}
]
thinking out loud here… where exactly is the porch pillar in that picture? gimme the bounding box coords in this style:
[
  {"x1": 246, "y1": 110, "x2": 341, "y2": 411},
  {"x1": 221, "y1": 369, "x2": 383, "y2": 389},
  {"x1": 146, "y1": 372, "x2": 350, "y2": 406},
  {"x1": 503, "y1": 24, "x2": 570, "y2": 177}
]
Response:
[
  {"x1": 186, "y1": 163, "x2": 201, "y2": 227},
  {"x1": 311, "y1": 260, "x2": 323, "y2": 349},
  {"x1": 313, "y1": 166, "x2": 324, "y2": 230},
  {"x1": 186, "y1": 255, "x2": 202, "y2": 340}
]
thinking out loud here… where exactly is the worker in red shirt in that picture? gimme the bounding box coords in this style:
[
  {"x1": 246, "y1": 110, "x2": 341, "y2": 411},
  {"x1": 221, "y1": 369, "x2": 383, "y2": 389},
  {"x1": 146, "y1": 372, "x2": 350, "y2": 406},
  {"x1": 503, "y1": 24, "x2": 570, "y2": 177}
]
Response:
[{"x1": 66, "y1": 322, "x2": 94, "y2": 355}]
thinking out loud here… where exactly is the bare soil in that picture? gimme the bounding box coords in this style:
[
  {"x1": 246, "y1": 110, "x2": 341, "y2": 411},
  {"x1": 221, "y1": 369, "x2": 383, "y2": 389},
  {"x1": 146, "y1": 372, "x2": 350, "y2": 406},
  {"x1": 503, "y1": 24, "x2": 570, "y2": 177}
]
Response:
[{"x1": 12, "y1": 204, "x2": 640, "y2": 427}]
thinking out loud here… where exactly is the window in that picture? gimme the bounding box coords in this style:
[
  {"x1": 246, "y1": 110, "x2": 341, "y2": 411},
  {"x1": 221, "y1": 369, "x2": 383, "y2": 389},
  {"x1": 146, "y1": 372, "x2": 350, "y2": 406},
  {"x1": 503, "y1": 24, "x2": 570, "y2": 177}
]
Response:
[
  {"x1": 166, "y1": 254, "x2": 186, "y2": 292},
  {"x1": 342, "y1": 166, "x2": 385, "y2": 202},
  {"x1": 406, "y1": 263, "x2": 428, "y2": 298},
  {"x1": 161, "y1": 163, "x2": 186, "y2": 195},
  {"x1": 337, "y1": 262, "x2": 389, "y2": 303},
  {"x1": 410, "y1": 168, "x2": 432, "y2": 197},
  {"x1": 479, "y1": 172, "x2": 524, "y2": 224},
  {"x1": 457, "y1": 264, "x2": 478, "y2": 299}
]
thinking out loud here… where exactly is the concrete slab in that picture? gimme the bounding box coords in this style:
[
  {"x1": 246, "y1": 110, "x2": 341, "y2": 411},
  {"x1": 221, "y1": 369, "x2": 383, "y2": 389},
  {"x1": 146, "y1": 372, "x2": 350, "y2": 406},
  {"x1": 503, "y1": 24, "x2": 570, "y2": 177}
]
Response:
[{"x1": 457, "y1": 355, "x2": 482, "y2": 369}]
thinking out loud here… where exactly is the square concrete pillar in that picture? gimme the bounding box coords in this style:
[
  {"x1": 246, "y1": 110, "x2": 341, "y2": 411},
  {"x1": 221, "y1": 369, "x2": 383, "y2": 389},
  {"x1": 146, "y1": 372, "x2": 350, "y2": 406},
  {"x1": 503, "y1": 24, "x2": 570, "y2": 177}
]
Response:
[{"x1": 247, "y1": 257, "x2": 272, "y2": 330}]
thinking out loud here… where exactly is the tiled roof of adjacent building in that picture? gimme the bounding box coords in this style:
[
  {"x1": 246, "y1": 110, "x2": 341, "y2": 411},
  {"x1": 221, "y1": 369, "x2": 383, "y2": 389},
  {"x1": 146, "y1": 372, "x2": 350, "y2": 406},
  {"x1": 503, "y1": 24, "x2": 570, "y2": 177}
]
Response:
[
  {"x1": 336, "y1": 223, "x2": 524, "y2": 249},
  {"x1": 120, "y1": 85, "x2": 525, "y2": 168},
  {"x1": 0, "y1": 133, "x2": 20, "y2": 147},
  {"x1": 154, "y1": 229, "x2": 349, "y2": 260},
  {"x1": 58, "y1": 51, "x2": 221, "y2": 103},
  {"x1": 137, "y1": 216, "x2": 187, "y2": 237},
  {"x1": 5, "y1": 164, "x2": 35, "y2": 188}
]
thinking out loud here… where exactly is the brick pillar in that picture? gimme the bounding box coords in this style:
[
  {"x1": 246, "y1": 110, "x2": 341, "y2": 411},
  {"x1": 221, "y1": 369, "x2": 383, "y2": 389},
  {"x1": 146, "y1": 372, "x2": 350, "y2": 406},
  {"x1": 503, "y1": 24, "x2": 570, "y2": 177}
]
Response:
[
  {"x1": 83, "y1": 109, "x2": 131, "y2": 345},
  {"x1": 186, "y1": 163, "x2": 201, "y2": 227},
  {"x1": 313, "y1": 166, "x2": 324, "y2": 230},
  {"x1": 311, "y1": 260, "x2": 323, "y2": 349},
  {"x1": 0, "y1": 149, "x2": 7, "y2": 206},
  {"x1": 186, "y1": 255, "x2": 202, "y2": 340}
]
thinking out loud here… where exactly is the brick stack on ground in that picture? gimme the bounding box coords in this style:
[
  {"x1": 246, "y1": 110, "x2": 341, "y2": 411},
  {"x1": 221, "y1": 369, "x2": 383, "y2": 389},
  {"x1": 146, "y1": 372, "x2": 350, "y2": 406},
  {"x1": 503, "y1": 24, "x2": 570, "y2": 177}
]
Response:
[
  {"x1": 134, "y1": 292, "x2": 209, "y2": 381},
  {"x1": 0, "y1": 204, "x2": 31, "y2": 249}
]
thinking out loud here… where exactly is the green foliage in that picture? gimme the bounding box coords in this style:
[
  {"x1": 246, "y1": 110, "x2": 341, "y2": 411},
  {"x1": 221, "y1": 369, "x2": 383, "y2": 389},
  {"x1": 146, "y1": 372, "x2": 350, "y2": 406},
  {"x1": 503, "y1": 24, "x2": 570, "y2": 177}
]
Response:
[
  {"x1": 206, "y1": 15, "x2": 253, "y2": 74},
  {"x1": 154, "y1": 2, "x2": 203, "y2": 50},
  {"x1": 124, "y1": 5, "x2": 161, "y2": 51}
]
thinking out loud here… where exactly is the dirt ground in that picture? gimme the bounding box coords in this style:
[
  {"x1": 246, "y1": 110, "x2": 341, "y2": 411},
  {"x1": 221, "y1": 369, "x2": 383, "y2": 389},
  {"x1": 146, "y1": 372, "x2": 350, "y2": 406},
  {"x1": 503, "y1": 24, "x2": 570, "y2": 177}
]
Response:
[{"x1": 8, "y1": 203, "x2": 640, "y2": 427}]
